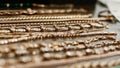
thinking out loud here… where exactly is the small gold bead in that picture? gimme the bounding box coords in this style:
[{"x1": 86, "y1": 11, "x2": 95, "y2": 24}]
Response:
[
  {"x1": 66, "y1": 51, "x2": 76, "y2": 57},
  {"x1": 86, "y1": 49, "x2": 94, "y2": 55},
  {"x1": 31, "y1": 49, "x2": 40, "y2": 55},
  {"x1": 15, "y1": 49, "x2": 28, "y2": 56},
  {"x1": 103, "y1": 46, "x2": 110, "y2": 52},
  {"x1": 43, "y1": 53, "x2": 54, "y2": 60},
  {"x1": 19, "y1": 56, "x2": 32, "y2": 63}
]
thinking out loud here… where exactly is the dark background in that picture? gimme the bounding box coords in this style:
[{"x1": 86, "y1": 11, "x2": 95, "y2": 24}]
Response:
[{"x1": 0, "y1": 0, "x2": 96, "y2": 4}]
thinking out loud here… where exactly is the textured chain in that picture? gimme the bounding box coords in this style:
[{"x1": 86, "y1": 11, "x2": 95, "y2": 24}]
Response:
[
  {"x1": 0, "y1": 8, "x2": 87, "y2": 15},
  {"x1": 0, "y1": 36, "x2": 119, "y2": 67},
  {"x1": 0, "y1": 22, "x2": 106, "y2": 33},
  {"x1": 0, "y1": 32, "x2": 116, "y2": 45}
]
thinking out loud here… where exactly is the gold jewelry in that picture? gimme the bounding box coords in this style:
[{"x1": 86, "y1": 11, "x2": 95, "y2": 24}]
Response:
[{"x1": 0, "y1": 32, "x2": 116, "y2": 45}]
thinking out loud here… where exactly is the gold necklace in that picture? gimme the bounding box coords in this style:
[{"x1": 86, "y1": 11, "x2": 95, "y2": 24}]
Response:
[{"x1": 0, "y1": 32, "x2": 116, "y2": 45}]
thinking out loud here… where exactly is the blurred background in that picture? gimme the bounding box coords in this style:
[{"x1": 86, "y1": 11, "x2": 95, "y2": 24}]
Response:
[{"x1": 0, "y1": 0, "x2": 96, "y2": 9}]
